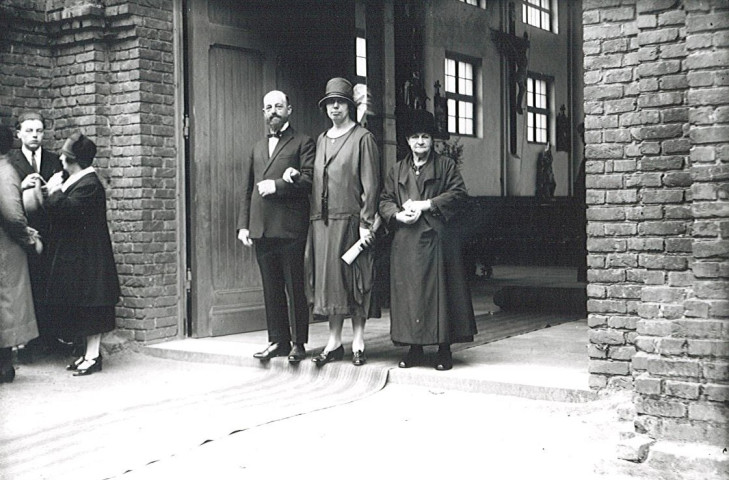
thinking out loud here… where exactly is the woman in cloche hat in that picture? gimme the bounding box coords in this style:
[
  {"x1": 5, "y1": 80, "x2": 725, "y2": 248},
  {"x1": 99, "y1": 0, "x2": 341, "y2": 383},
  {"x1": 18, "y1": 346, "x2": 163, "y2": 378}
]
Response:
[
  {"x1": 44, "y1": 132, "x2": 120, "y2": 376},
  {"x1": 303, "y1": 77, "x2": 381, "y2": 367},
  {"x1": 379, "y1": 109, "x2": 476, "y2": 371}
]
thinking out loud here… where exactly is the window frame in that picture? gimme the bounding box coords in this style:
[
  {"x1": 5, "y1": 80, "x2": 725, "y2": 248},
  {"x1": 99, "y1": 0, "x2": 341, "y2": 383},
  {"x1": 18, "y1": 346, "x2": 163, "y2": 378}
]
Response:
[
  {"x1": 355, "y1": 30, "x2": 367, "y2": 83},
  {"x1": 444, "y1": 53, "x2": 479, "y2": 137},
  {"x1": 522, "y1": 0, "x2": 552, "y2": 32},
  {"x1": 526, "y1": 72, "x2": 551, "y2": 145}
]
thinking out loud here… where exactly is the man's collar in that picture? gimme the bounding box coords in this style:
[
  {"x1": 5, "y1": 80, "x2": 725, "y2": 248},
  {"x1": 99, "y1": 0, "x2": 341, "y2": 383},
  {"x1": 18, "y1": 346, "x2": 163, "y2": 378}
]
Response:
[
  {"x1": 21, "y1": 145, "x2": 41, "y2": 159},
  {"x1": 269, "y1": 122, "x2": 290, "y2": 137}
]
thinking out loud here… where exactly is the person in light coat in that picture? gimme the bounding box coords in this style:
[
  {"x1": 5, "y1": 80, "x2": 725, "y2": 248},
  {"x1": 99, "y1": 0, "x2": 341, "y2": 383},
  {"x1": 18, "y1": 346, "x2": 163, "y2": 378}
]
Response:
[{"x1": 0, "y1": 126, "x2": 42, "y2": 383}]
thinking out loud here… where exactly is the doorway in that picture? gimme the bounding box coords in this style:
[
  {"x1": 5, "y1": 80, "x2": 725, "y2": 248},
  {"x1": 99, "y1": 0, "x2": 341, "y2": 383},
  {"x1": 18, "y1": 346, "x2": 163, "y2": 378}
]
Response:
[{"x1": 183, "y1": 0, "x2": 355, "y2": 337}]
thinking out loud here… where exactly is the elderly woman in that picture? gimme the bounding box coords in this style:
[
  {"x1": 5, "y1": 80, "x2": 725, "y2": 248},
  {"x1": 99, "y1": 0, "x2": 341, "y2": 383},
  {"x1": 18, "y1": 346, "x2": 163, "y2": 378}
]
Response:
[
  {"x1": 0, "y1": 126, "x2": 42, "y2": 383},
  {"x1": 379, "y1": 110, "x2": 476, "y2": 371},
  {"x1": 303, "y1": 77, "x2": 380, "y2": 366},
  {"x1": 44, "y1": 133, "x2": 120, "y2": 376}
]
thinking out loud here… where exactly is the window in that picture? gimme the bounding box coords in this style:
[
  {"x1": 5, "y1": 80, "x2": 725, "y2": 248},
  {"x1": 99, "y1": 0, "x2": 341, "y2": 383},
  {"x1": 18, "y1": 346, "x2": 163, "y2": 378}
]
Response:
[
  {"x1": 522, "y1": 0, "x2": 552, "y2": 32},
  {"x1": 526, "y1": 75, "x2": 549, "y2": 144},
  {"x1": 459, "y1": 0, "x2": 481, "y2": 6},
  {"x1": 445, "y1": 56, "x2": 477, "y2": 136},
  {"x1": 356, "y1": 35, "x2": 367, "y2": 80}
]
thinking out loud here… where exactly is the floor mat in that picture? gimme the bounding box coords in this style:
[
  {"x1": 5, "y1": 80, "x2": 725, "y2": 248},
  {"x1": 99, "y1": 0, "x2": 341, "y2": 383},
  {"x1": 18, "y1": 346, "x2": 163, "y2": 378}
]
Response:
[{"x1": 0, "y1": 360, "x2": 387, "y2": 480}]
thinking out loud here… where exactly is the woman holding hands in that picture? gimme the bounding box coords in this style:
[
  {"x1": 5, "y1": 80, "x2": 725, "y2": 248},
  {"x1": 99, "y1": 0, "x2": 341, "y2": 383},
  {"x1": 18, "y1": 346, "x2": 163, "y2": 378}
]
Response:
[{"x1": 379, "y1": 110, "x2": 476, "y2": 371}]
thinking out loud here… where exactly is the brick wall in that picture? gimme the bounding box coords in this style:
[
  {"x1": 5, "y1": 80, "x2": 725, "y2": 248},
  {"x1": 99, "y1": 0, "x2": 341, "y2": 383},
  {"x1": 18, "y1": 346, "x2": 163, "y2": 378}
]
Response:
[
  {"x1": 584, "y1": 0, "x2": 728, "y2": 449},
  {"x1": 0, "y1": 0, "x2": 180, "y2": 343}
]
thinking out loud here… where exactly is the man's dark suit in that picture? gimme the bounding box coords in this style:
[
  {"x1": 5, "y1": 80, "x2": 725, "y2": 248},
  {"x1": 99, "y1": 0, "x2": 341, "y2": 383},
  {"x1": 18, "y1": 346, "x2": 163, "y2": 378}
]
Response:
[
  {"x1": 238, "y1": 127, "x2": 315, "y2": 344},
  {"x1": 10, "y1": 148, "x2": 62, "y2": 340}
]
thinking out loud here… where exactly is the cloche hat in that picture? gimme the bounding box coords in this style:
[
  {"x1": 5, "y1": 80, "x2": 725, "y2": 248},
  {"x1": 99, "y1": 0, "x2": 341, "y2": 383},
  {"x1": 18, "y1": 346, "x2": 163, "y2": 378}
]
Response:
[
  {"x1": 60, "y1": 132, "x2": 97, "y2": 167},
  {"x1": 318, "y1": 77, "x2": 355, "y2": 108},
  {"x1": 403, "y1": 109, "x2": 438, "y2": 138}
]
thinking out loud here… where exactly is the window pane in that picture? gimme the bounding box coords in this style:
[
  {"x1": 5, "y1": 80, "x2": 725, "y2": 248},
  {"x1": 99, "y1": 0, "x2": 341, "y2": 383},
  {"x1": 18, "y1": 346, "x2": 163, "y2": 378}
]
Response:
[
  {"x1": 527, "y1": 112, "x2": 534, "y2": 142},
  {"x1": 445, "y1": 59, "x2": 456, "y2": 93},
  {"x1": 541, "y1": 0, "x2": 549, "y2": 9},
  {"x1": 356, "y1": 37, "x2": 366, "y2": 56},
  {"x1": 542, "y1": 12, "x2": 549, "y2": 30},
  {"x1": 522, "y1": 4, "x2": 527, "y2": 23},
  {"x1": 445, "y1": 58, "x2": 456, "y2": 76},
  {"x1": 357, "y1": 58, "x2": 367, "y2": 78},
  {"x1": 526, "y1": 78, "x2": 534, "y2": 107},
  {"x1": 447, "y1": 99, "x2": 457, "y2": 133}
]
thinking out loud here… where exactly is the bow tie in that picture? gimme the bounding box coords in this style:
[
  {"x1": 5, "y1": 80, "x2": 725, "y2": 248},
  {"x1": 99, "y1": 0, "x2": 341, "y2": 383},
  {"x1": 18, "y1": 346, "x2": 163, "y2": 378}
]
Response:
[{"x1": 267, "y1": 131, "x2": 283, "y2": 138}]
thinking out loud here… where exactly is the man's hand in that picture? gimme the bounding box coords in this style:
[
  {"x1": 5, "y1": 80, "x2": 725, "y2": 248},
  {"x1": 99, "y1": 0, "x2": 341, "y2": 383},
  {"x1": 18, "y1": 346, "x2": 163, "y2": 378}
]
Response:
[
  {"x1": 237, "y1": 229, "x2": 253, "y2": 247},
  {"x1": 257, "y1": 179, "x2": 276, "y2": 197},
  {"x1": 283, "y1": 167, "x2": 300, "y2": 184}
]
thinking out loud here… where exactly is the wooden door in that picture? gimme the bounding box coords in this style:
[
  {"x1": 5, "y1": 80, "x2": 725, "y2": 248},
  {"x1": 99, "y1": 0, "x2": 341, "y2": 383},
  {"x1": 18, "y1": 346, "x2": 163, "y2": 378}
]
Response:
[{"x1": 186, "y1": 0, "x2": 277, "y2": 337}]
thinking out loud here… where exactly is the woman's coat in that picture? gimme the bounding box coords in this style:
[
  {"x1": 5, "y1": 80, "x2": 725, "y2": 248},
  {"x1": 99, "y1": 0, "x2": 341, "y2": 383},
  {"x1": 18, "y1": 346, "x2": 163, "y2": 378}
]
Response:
[
  {"x1": 0, "y1": 156, "x2": 38, "y2": 348},
  {"x1": 380, "y1": 151, "x2": 476, "y2": 345},
  {"x1": 43, "y1": 171, "x2": 120, "y2": 307}
]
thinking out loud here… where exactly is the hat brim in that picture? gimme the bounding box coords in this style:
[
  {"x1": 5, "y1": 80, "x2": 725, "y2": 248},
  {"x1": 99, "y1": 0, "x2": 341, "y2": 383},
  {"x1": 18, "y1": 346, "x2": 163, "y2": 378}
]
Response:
[
  {"x1": 318, "y1": 93, "x2": 355, "y2": 108},
  {"x1": 22, "y1": 184, "x2": 44, "y2": 216}
]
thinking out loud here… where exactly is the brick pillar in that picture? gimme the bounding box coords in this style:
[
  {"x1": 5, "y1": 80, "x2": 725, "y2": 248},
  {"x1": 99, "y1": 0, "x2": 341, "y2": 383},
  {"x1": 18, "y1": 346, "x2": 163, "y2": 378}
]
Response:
[
  {"x1": 44, "y1": 0, "x2": 180, "y2": 343},
  {"x1": 583, "y1": 0, "x2": 642, "y2": 390},
  {"x1": 585, "y1": 0, "x2": 729, "y2": 460}
]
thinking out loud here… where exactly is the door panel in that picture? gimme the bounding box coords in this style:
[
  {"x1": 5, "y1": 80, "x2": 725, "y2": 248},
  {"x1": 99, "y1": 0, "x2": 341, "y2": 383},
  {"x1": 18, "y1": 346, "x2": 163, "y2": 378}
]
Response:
[
  {"x1": 186, "y1": 0, "x2": 356, "y2": 337},
  {"x1": 187, "y1": 0, "x2": 275, "y2": 337}
]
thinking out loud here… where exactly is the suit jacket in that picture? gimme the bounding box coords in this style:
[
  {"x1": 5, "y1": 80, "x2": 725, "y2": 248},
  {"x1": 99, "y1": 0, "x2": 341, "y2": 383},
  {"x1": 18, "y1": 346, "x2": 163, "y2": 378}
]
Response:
[
  {"x1": 9, "y1": 148, "x2": 62, "y2": 239},
  {"x1": 9, "y1": 148, "x2": 62, "y2": 184},
  {"x1": 237, "y1": 127, "x2": 315, "y2": 239}
]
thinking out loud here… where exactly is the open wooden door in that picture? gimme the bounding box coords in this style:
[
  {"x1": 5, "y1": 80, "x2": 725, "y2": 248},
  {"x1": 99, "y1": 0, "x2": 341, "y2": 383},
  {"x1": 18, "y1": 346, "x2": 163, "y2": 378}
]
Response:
[
  {"x1": 185, "y1": 0, "x2": 356, "y2": 337},
  {"x1": 186, "y1": 0, "x2": 277, "y2": 337}
]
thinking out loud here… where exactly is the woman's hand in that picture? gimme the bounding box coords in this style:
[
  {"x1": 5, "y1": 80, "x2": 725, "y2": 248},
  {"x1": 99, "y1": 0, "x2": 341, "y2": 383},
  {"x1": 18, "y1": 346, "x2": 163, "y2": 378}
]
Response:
[
  {"x1": 46, "y1": 171, "x2": 65, "y2": 194},
  {"x1": 359, "y1": 226, "x2": 375, "y2": 248},
  {"x1": 282, "y1": 167, "x2": 300, "y2": 184},
  {"x1": 395, "y1": 209, "x2": 421, "y2": 225},
  {"x1": 403, "y1": 199, "x2": 431, "y2": 213}
]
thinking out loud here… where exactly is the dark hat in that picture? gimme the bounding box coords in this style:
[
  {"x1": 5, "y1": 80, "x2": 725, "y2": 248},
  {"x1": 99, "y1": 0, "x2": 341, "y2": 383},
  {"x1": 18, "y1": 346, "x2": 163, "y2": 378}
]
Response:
[
  {"x1": 16, "y1": 111, "x2": 44, "y2": 128},
  {"x1": 318, "y1": 77, "x2": 355, "y2": 108},
  {"x1": 404, "y1": 109, "x2": 438, "y2": 138},
  {"x1": 61, "y1": 132, "x2": 97, "y2": 167},
  {"x1": 23, "y1": 182, "x2": 44, "y2": 216}
]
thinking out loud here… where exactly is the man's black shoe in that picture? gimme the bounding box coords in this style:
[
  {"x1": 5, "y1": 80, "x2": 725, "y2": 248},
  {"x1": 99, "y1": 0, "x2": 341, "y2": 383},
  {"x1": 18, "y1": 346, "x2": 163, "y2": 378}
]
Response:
[
  {"x1": 253, "y1": 342, "x2": 291, "y2": 361},
  {"x1": 288, "y1": 343, "x2": 306, "y2": 363}
]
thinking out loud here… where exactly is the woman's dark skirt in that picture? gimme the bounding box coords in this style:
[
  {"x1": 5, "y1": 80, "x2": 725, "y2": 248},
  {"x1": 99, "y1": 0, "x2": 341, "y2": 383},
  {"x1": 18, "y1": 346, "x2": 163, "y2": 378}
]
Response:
[{"x1": 46, "y1": 305, "x2": 116, "y2": 340}]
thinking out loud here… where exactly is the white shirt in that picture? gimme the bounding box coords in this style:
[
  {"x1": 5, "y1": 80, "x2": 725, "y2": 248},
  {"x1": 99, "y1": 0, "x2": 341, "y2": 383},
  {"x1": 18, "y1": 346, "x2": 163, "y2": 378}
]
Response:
[
  {"x1": 22, "y1": 145, "x2": 42, "y2": 172},
  {"x1": 268, "y1": 122, "x2": 289, "y2": 156},
  {"x1": 62, "y1": 167, "x2": 96, "y2": 193}
]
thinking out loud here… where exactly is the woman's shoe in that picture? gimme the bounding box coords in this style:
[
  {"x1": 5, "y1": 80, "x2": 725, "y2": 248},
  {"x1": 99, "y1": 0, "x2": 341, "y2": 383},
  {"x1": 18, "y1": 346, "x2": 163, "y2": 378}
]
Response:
[
  {"x1": 398, "y1": 346, "x2": 424, "y2": 368},
  {"x1": 0, "y1": 365, "x2": 15, "y2": 383},
  {"x1": 312, "y1": 345, "x2": 344, "y2": 367},
  {"x1": 66, "y1": 356, "x2": 86, "y2": 371},
  {"x1": 352, "y1": 350, "x2": 367, "y2": 366},
  {"x1": 73, "y1": 356, "x2": 102, "y2": 376},
  {"x1": 434, "y1": 350, "x2": 453, "y2": 371}
]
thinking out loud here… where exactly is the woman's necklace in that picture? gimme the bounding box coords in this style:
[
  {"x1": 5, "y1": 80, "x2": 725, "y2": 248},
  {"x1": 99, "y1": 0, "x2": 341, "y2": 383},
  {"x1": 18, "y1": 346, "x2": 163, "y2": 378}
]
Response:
[{"x1": 412, "y1": 157, "x2": 428, "y2": 176}]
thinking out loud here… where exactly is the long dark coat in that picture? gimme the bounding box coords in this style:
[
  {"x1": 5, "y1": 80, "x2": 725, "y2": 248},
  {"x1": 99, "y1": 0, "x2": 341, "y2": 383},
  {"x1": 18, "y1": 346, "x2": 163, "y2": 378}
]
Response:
[
  {"x1": 0, "y1": 156, "x2": 38, "y2": 349},
  {"x1": 379, "y1": 151, "x2": 476, "y2": 346},
  {"x1": 43, "y1": 171, "x2": 120, "y2": 309}
]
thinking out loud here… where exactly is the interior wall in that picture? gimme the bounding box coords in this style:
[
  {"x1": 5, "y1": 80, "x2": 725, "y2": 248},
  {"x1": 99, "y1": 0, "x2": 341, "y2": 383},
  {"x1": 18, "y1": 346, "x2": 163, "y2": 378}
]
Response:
[
  {"x1": 423, "y1": 0, "x2": 503, "y2": 196},
  {"x1": 421, "y1": 0, "x2": 579, "y2": 198}
]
